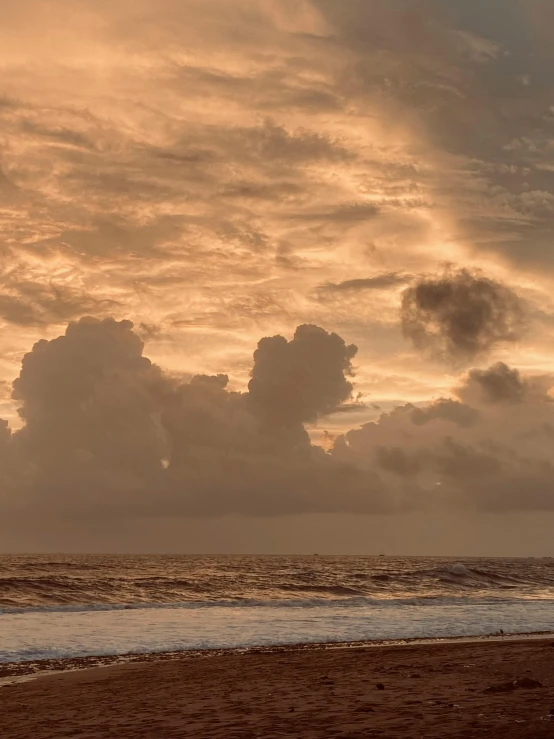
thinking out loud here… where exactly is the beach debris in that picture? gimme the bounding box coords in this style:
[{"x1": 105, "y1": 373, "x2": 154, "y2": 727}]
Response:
[
  {"x1": 484, "y1": 677, "x2": 543, "y2": 693},
  {"x1": 484, "y1": 682, "x2": 513, "y2": 693},
  {"x1": 514, "y1": 677, "x2": 543, "y2": 689},
  {"x1": 354, "y1": 704, "x2": 375, "y2": 713},
  {"x1": 319, "y1": 677, "x2": 334, "y2": 686},
  {"x1": 375, "y1": 683, "x2": 385, "y2": 690},
  {"x1": 409, "y1": 673, "x2": 422, "y2": 678}
]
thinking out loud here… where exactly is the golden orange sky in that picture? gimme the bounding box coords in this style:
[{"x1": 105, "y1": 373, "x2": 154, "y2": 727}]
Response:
[{"x1": 2, "y1": 0, "x2": 554, "y2": 552}]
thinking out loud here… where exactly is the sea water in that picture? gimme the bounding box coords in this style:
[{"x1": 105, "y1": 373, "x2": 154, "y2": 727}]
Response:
[{"x1": 1, "y1": 555, "x2": 554, "y2": 662}]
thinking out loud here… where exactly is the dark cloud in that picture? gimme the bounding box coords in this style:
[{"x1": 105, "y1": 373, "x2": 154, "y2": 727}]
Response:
[
  {"x1": 456, "y1": 362, "x2": 551, "y2": 405},
  {"x1": 248, "y1": 324, "x2": 358, "y2": 426},
  {"x1": 319, "y1": 272, "x2": 411, "y2": 293},
  {"x1": 401, "y1": 269, "x2": 527, "y2": 361},
  {"x1": 1, "y1": 318, "x2": 554, "y2": 528},
  {"x1": 161, "y1": 370, "x2": 388, "y2": 517},
  {"x1": 333, "y1": 361, "x2": 554, "y2": 512},
  {"x1": 11, "y1": 318, "x2": 168, "y2": 507},
  {"x1": 374, "y1": 445, "x2": 421, "y2": 477},
  {"x1": 459, "y1": 362, "x2": 526, "y2": 404},
  {"x1": 410, "y1": 398, "x2": 479, "y2": 428},
  {"x1": 3, "y1": 317, "x2": 395, "y2": 519},
  {"x1": 430, "y1": 437, "x2": 502, "y2": 482}
]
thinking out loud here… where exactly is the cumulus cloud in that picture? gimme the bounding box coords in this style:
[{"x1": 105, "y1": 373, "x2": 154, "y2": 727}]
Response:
[
  {"x1": 2, "y1": 318, "x2": 399, "y2": 518},
  {"x1": 11, "y1": 318, "x2": 168, "y2": 510},
  {"x1": 410, "y1": 398, "x2": 479, "y2": 428},
  {"x1": 401, "y1": 269, "x2": 526, "y2": 361},
  {"x1": 1, "y1": 317, "x2": 554, "y2": 528},
  {"x1": 456, "y1": 362, "x2": 540, "y2": 405},
  {"x1": 332, "y1": 361, "x2": 554, "y2": 512},
  {"x1": 248, "y1": 324, "x2": 358, "y2": 426},
  {"x1": 160, "y1": 324, "x2": 369, "y2": 515}
]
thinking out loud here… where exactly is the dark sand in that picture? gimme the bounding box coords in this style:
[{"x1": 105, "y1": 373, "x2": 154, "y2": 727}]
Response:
[{"x1": 2, "y1": 638, "x2": 554, "y2": 738}]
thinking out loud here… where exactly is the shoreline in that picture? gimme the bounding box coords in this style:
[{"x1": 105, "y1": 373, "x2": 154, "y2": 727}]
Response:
[
  {"x1": 3, "y1": 635, "x2": 554, "y2": 738},
  {"x1": 2, "y1": 629, "x2": 553, "y2": 684}
]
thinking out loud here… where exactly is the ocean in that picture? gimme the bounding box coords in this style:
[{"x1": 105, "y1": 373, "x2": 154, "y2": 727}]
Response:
[{"x1": 1, "y1": 555, "x2": 554, "y2": 663}]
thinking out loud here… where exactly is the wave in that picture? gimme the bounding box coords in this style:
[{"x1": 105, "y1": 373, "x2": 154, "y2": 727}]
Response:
[
  {"x1": 3, "y1": 593, "x2": 554, "y2": 616},
  {"x1": 270, "y1": 583, "x2": 366, "y2": 596},
  {"x1": 2, "y1": 555, "x2": 554, "y2": 610},
  {"x1": 427, "y1": 563, "x2": 538, "y2": 589}
]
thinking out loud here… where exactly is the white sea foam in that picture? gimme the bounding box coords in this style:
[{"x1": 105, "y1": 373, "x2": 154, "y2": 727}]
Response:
[{"x1": 2, "y1": 599, "x2": 554, "y2": 663}]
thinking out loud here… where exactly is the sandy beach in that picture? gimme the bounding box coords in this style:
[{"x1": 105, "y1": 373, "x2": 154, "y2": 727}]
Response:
[{"x1": 2, "y1": 638, "x2": 554, "y2": 738}]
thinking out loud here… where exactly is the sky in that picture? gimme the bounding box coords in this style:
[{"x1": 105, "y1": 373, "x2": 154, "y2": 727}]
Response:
[{"x1": 2, "y1": 0, "x2": 554, "y2": 554}]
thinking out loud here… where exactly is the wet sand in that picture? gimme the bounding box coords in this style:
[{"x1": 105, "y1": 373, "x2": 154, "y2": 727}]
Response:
[{"x1": 2, "y1": 638, "x2": 554, "y2": 738}]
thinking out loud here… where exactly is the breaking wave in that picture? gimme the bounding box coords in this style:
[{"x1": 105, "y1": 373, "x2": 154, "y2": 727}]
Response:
[
  {"x1": 1, "y1": 555, "x2": 553, "y2": 611},
  {"x1": 2, "y1": 593, "x2": 553, "y2": 616}
]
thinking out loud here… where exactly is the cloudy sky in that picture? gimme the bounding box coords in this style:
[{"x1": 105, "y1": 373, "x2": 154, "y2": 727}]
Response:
[{"x1": 2, "y1": 0, "x2": 554, "y2": 554}]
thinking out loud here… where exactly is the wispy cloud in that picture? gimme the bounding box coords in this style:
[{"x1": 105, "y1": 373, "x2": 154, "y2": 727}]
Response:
[
  {"x1": 0, "y1": 0, "x2": 554, "y2": 503},
  {"x1": 319, "y1": 272, "x2": 411, "y2": 294}
]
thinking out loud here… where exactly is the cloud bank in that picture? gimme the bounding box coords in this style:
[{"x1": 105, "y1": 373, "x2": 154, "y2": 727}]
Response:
[{"x1": 2, "y1": 314, "x2": 554, "y2": 528}]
